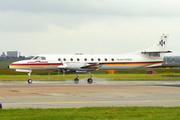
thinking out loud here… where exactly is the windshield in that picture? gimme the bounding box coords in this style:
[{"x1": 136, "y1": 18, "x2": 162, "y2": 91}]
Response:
[{"x1": 32, "y1": 56, "x2": 46, "y2": 60}]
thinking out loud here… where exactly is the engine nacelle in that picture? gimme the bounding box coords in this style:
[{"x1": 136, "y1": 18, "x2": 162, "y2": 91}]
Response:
[
  {"x1": 76, "y1": 71, "x2": 87, "y2": 74},
  {"x1": 66, "y1": 62, "x2": 88, "y2": 70},
  {"x1": 58, "y1": 62, "x2": 89, "y2": 70}
]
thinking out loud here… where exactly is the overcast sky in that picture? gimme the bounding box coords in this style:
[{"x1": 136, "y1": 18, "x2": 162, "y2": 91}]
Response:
[{"x1": 0, "y1": 0, "x2": 180, "y2": 56}]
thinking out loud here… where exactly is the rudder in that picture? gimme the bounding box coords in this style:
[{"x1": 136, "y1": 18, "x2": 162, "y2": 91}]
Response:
[{"x1": 148, "y1": 34, "x2": 169, "y2": 52}]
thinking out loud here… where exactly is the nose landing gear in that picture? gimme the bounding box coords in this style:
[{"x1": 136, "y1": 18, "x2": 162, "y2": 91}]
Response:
[{"x1": 28, "y1": 72, "x2": 32, "y2": 84}]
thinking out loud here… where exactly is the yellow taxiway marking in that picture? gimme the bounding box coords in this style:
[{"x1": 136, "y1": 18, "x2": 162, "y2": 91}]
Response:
[{"x1": 3, "y1": 100, "x2": 180, "y2": 105}]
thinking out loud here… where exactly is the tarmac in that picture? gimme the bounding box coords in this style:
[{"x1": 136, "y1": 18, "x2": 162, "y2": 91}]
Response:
[{"x1": 0, "y1": 80, "x2": 180, "y2": 109}]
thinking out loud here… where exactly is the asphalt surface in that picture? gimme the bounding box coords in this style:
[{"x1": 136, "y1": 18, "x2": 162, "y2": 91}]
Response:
[{"x1": 0, "y1": 80, "x2": 180, "y2": 109}]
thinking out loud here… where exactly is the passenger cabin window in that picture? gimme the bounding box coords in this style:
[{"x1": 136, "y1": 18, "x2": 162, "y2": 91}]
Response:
[
  {"x1": 91, "y1": 58, "x2": 94, "y2": 61},
  {"x1": 84, "y1": 58, "x2": 87, "y2": 61},
  {"x1": 105, "y1": 58, "x2": 107, "y2": 61},
  {"x1": 63, "y1": 58, "x2": 66, "y2": 61},
  {"x1": 58, "y1": 58, "x2": 61, "y2": 61},
  {"x1": 70, "y1": 58, "x2": 73, "y2": 61},
  {"x1": 77, "y1": 58, "x2": 80, "y2": 61},
  {"x1": 111, "y1": 58, "x2": 114, "y2": 61},
  {"x1": 98, "y1": 58, "x2": 101, "y2": 61}
]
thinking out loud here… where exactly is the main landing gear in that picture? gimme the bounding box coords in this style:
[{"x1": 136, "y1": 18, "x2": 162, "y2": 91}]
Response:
[
  {"x1": 87, "y1": 71, "x2": 93, "y2": 84},
  {"x1": 28, "y1": 72, "x2": 32, "y2": 84},
  {"x1": 74, "y1": 71, "x2": 93, "y2": 84},
  {"x1": 74, "y1": 73, "x2": 79, "y2": 84}
]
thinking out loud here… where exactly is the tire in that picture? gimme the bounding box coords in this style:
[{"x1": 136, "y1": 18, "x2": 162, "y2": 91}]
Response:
[
  {"x1": 28, "y1": 79, "x2": 32, "y2": 84},
  {"x1": 74, "y1": 78, "x2": 79, "y2": 84},
  {"x1": 87, "y1": 78, "x2": 93, "y2": 84}
]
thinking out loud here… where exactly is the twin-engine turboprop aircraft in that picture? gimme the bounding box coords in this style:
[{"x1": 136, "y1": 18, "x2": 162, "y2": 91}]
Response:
[{"x1": 9, "y1": 34, "x2": 171, "y2": 83}]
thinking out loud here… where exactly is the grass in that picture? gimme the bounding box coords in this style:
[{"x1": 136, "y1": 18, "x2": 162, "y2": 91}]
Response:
[
  {"x1": 1, "y1": 73, "x2": 180, "y2": 81},
  {"x1": 0, "y1": 107, "x2": 180, "y2": 120},
  {"x1": 0, "y1": 67, "x2": 180, "y2": 81}
]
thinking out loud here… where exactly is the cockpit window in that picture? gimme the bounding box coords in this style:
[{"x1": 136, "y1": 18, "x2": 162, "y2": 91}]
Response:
[
  {"x1": 32, "y1": 56, "x2": 39, "y2": 60},
  {"x1": 32, "y1": 56, "x2": 46, "y2": 60}
]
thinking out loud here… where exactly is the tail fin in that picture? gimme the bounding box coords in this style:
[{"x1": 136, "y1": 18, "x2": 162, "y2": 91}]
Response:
[
  {"x1": 140, "y1": 34, "x2": 172, "y2": 68},
  {"x1": 142, "y1": 34, "x2": 172, "y2": 54},
  {"x1": 148, "y1": 34, "x2": 169, "y2": 51}
]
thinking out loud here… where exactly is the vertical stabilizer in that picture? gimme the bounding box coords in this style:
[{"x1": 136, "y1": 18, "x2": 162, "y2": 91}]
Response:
[
  {"x1": 141, "y1": 34, "x2": 171, "y2": 59},
  {"x1": 147, "y1": 34, "x2": 169, "y2": 52}
]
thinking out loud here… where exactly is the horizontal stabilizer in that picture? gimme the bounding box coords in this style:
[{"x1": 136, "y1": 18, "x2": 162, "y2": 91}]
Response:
[{"x1": 141, "y1": 50, "x2": 172, "y2": 54}]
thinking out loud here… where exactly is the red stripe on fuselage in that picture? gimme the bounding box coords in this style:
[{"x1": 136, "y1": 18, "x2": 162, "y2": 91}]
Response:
[{"x1": 89, "y1": 61, "x2": 162, "y2": 65}]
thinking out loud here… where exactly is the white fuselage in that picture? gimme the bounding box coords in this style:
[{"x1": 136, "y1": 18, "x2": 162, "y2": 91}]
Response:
[
  {"x1": 8, "y1": 34, "x2": 171, "y2": 84},
  {"x1": 9, "y1": 52, "x2": 163, "y2": 72}
]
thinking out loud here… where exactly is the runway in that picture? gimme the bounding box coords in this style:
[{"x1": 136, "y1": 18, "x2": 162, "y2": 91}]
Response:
[{"x1": 0, "y1": 80, "x2": 180, "y2": 109}]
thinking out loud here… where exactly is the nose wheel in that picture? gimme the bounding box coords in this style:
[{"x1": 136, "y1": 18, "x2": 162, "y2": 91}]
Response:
[{"x1": 28, "y1": 79, "x2": 32, "y2": 84}]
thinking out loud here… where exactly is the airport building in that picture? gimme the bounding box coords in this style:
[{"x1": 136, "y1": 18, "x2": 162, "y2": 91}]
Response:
[{"x1": 7, "y1": 51, "x2": 18, "y2": 57}]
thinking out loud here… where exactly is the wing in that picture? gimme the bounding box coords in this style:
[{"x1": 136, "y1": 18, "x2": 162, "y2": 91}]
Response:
[{"x1": 81, "y1": 63, "x2": 105, "y2": 70}]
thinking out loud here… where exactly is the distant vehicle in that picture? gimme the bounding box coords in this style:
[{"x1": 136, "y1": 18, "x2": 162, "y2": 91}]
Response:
[{"x1": 9, "y1": 34, "x2": 171, "y2": 84}]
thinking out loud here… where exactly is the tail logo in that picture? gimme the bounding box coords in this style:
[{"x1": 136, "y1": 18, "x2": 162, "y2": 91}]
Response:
[{"x1": 159, "y1": 40, "x2": 165, "y2": 46}]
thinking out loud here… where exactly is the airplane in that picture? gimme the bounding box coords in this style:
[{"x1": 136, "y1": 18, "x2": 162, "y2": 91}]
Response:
[{"x1": 8, "y1": 34, "x2": 171, "y2": 84}]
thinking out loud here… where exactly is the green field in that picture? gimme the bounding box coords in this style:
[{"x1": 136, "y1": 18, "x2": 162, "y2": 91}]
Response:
[
  {"x1": 1, "y1": 107, "x2": 180, "y2": 120},
  {"x1": 0, "y1": 68, "x2": 180, "y2": 81},
  {"x1": 1, "y1": 74, "x2": 180, "y2": 81}
]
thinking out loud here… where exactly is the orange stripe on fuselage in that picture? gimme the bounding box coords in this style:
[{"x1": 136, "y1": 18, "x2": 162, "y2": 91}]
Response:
[{"x1": 9, "y1": 63, "x2": 62, "y2": 68}]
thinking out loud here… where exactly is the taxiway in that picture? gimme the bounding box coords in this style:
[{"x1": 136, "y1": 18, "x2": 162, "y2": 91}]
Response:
[{"x1": 0, "y1": 80, "x2": 180, "y2": 108}]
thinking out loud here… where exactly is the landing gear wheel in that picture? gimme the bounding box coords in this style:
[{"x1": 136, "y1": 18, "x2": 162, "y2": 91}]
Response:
[
  {"x1": 74, "y1": 78, "x2": 79, "y2": 84},
  {"x1": 28, "y1": 79, "x2": 32, "y2": 84},
  {"x1": 87, "y1": 78, "x2": 93, "y2": 84}
]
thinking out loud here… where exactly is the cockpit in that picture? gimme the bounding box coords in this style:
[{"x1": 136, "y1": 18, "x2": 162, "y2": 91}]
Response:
[{"x1": 31, "y1": 56, "x2": 46, "y2": 60}]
